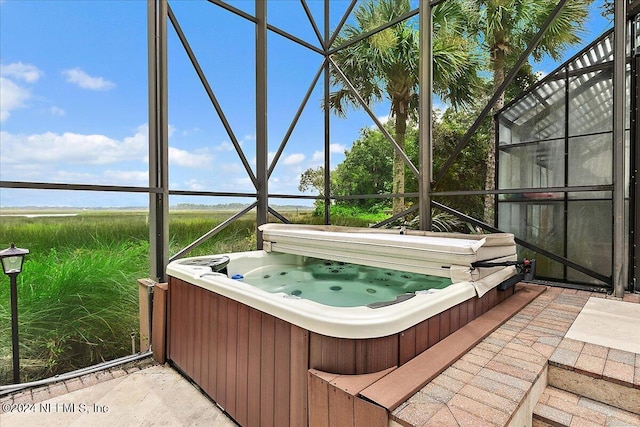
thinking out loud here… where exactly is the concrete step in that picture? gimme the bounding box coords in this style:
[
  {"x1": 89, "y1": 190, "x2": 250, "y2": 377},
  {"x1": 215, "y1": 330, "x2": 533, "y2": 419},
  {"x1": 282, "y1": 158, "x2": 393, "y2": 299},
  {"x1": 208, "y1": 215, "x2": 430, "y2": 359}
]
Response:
[
  {"x1": 532, "y1": 386, "x2": 640, "y2": 427},
  {"x1": 545, "y1": 337, "x2": 639, "y2": 415}
]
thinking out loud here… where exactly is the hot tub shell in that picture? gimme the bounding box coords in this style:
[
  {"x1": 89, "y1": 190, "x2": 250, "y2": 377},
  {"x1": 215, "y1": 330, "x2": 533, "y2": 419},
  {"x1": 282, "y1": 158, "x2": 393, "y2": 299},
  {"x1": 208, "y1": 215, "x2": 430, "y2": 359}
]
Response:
[{"x1": 165, "y1": 225, "x2": 521, "y2": 427}]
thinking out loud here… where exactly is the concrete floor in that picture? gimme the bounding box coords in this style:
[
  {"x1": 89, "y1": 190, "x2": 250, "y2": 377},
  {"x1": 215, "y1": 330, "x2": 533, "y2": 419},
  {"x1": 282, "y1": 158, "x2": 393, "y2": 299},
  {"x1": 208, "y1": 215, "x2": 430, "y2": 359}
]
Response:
[
  {"x1": 565, "y1": 297, "x2": 640, "y2": 354},
  {"x1": 0, "y1": 364, "x2": 236, "y2": 427}
]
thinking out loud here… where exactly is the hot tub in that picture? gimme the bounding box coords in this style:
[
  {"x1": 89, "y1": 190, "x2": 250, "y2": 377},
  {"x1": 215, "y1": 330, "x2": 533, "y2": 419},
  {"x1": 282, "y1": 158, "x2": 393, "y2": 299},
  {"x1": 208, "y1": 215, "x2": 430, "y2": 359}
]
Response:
[{"x1": 165, "y1": 224, "x2": 520, "y2": 427}]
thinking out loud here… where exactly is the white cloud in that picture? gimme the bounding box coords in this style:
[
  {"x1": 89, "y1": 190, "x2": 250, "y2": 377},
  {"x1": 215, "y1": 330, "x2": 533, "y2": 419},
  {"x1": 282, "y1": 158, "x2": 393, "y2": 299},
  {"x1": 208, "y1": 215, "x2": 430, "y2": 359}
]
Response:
[
  {"x1": 0, "y1": 77, "x2": 29, "y2": 122},
  {"x1": 229, "y1": 177, "x2": 254, "y2": 189},
  {"x1": 219, "y1": 162, "x2": 244, "y2": 174},
  {"x1": 0, "y1": 62, "x2": 43, "y2": 122},
  {"x1": 283, "y1": 153, "x2": 305, "y2": 166},
  {"x1": 311, "y1": 143, "x2": 346, "y2": 163},
  {"x1": 330, "y1": 143, "x2": 346, "y2": 154},
  {"x1": 1, "y1": 62, "x2": 42, "y2": 83},
  {"x1": 103, "y1": 170, "x2": 148, "y2": 186},
  {"x1": 215, "y1": 133, "x2": 255, "y2": 152},
  {"x1": 50, "y1": 106, "x2": 66, "y2": 116},
  {"x1": 0, "y1": 126, "x2": 147, "y2": 166},
  {"x1": 169, "y1": 147, "x2": 213, "y2": 169},
  {"x1": 215, "y1": 141, "x2": 235, "y2": 152},
  {"x1": 183, "y1": 179, "x2": 205, "y2": 191},
  {"x1": 311, "y1": 151, "x2": 324, "y2": 163},
  {"x1": 62, "y1": 67, "x2": 115, "y2": 91}
]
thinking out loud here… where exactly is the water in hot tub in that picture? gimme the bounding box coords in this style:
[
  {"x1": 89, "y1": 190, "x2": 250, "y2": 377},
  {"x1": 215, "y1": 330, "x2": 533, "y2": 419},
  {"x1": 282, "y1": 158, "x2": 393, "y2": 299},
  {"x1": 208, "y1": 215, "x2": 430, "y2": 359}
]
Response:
[{"x1": 241, "y1": 259, "x2": 452, "y2": 307}]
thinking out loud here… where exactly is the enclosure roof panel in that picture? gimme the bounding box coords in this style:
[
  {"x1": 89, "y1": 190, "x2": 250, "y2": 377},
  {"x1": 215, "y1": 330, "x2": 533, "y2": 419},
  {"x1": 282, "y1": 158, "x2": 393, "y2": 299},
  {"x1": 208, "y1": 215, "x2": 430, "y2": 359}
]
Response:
[{"x1": 499, "y1": 30, "x2": 616, "y2": 143}]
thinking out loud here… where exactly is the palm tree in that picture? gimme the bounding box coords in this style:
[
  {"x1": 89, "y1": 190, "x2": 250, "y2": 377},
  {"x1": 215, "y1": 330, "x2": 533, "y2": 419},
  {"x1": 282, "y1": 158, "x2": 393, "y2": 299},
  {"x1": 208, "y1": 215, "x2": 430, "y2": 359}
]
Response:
[
  {"x1": 480, "y1": 0, "x2": 592, "y2": 224},
  {"x1": 329, "y1": 0, "x2": 482, "y2": 215}
]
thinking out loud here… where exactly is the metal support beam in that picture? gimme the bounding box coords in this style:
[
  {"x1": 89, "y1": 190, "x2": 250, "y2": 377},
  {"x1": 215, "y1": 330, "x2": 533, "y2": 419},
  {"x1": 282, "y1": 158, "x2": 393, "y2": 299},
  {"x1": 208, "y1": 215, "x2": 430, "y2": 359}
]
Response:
[
  {"x1": 633, "y1": 15, "x2": 640, "y2": 291},
  {"x1": 419, "y1": 0, "x2": 433, "y2": 231},
  {"x1": 324, "y1": 0, "x2": 331, "y2": 224},
  {"x1": 612, "y1": 0, "x2": 628, "y2": 297},
  {"x1": 147, "y1": 0, "x2": 169, "y2": 282},
  {"x1": 255, "y1": 0, "x2": 268, "y2": 249}
]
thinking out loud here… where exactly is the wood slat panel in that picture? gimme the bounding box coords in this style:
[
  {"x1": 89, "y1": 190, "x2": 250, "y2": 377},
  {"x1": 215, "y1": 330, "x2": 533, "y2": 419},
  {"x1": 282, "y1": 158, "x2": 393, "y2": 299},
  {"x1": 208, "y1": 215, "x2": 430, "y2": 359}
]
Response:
[
  {"x1": 439, "y1": 308, "x2": 451, "y2": 340},
  {"x1": 186, "y1": 284, "x2": 195, "y2": 378},
  {"x1": 151, "y1": 283, "x2": 168, "y2": 364},
  {"x1": 354, "y1": 397, "x2": 388, "y2": 427},
  {"x1": 308, "y1": 370, "x2": 338, "y2": 427},
  {"x1": 328, "y1": 386, "x2": 354, "y2": 427},
  {"x1": 488, "y1": 287, "x2": 497, "y2": 309},
  {"x1": 355, "y1": 340, "x2": 368, "y2": 374},
  {"x1": 365, "y1": 335, "x2": 398, "y2": 373},
  {"x1": 399, "y1": 327, "x2": 416, "y2": 365},
  {"x1": 415, "y1": 320, "x2": 429, "y2": 355},
  {"x1": 168, "y1": 280, "x2": 180, "y2": 365},
  {"x1": 321, "y1": 335, "x2": 339, "y2": 373},
  {"x1": 199, "y1": 290, "x2": 210, "y2": 393},
  {"x1": 216, "y1": 297, "x2": 228, "y2": 409},
  {"x1": 193, "y1": 289, "x2": 203, "y2": 386},
  {"x1": 290, "y1": 326, "x2": 309, "y2": 427},
  {"x1": 309, "y1": 333, "x2": 322, "y2": 372},
  {"x1": 459, "y1": 298, "x2": 469, "y2": 327},
  {"x1": 481, "y1": 291, "x2": 490, "y2": 314},
  {"x1": 260, "y1": 314, "x2": 276, "y2": 427},
  {"x1": 178, "y1": 280, "x2": 188, "y2": 369},
  {"x1": 337, "y1": 339, "x2": 356, "y2": 374},
  {"x1": 235, "y1": 303, "x2": 250, "y2": 427},
  {"x1": 274, "y1": 318, "x2": 291, "y2": 427},
  {"x1": 428, "y1": 314, "x2": 440, "y2": 348},
  {"x1": 167, "y1": 275, "x2": 519, "y2": 427},
  {"x1": 310, "y1": 368, "x2": 395, "y2": 427},
  {"x1": 247, "y1": 308, "x2": 262, "y2": 427},
  {"x1": 467, "y1": 296, "x2": 476, "y2": 322},
  {"x1": 498, "y1": 288, "x2": 507, "y2": 303},
  {"x1": 450, "y1": 304, "x2": 460, "y2": 334},
  {"x1": 206, "y1": 291, "x2": 219, "y2": 400},
  {"x1": 312, "y1": 334, "x2": 400, "y2": 375},
  {"x1": 166, "y1": 281, "x2": 173, "y2": 359},
  {"x1": 225, "y1": 299, "x2": 238, "y2": 417}
]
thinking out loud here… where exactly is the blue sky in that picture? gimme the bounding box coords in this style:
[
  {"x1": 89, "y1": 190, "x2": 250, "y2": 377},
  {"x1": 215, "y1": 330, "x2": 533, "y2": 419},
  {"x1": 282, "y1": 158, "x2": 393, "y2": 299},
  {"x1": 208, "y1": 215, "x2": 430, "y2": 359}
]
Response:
[{"x1": 0, "y1": 0, "x2": 612, "y2": 208}]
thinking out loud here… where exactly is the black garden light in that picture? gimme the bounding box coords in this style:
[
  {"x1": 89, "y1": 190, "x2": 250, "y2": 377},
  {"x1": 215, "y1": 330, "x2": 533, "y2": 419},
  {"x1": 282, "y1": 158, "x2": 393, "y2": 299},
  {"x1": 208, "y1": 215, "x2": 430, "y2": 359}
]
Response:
[{"x1": 0, "y1": 243, "x2": 29, "y2": 384}]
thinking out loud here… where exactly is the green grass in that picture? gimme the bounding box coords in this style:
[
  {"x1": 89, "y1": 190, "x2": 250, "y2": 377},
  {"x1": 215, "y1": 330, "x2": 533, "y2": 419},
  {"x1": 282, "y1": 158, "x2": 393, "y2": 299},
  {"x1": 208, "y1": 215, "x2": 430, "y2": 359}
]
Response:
[
  {"x1": 0, "y1": 208, "x2": 309, "y2": 384},
  {"x1": 0, "y1": 212, "x2": 151, "y2": 384},
  {"x1": 0, "y1": 207, "x2": 388, "y2": 384}
]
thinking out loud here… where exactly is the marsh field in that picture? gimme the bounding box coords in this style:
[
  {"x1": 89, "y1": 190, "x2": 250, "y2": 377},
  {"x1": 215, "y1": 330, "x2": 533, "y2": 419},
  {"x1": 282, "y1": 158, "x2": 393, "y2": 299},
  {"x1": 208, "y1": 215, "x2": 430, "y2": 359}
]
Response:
[{"x1": 0, "y1": 207, "x2": 373, "y2": 385}]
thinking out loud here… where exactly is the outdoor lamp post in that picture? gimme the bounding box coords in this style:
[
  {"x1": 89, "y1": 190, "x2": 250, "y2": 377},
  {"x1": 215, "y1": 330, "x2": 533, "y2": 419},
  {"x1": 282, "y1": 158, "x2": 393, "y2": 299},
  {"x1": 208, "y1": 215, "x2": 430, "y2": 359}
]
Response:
[{"x1": 0, "y1": 243, "x2": 29, "y2": 384}]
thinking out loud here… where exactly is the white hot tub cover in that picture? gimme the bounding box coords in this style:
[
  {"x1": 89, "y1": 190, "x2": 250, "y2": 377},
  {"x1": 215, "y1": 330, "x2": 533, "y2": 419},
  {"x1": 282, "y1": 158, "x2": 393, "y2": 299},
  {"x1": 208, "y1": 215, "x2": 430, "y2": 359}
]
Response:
[{"x1": 259, "y1": 224, "x2": 518, "y2": 297}]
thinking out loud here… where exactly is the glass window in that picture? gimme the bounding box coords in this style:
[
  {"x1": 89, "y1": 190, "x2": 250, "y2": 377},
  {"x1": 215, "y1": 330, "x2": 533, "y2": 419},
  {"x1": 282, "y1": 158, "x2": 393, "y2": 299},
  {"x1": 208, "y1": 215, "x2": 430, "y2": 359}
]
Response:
[
  {"x1": 566, "y1": 199, "x2": 612, "y2": 284},
  {"x1": 567, "y1": 133, "x2": 613, "y2": 186},
  {"x1": 499, "y1": 139, "x2": 565, "y2": 190},
  {"x1": 568, "y1": 67, "x2": 613, "y2": 136},
  {"x1": 498, "y1": 200, "x2": 565, "y2": 282},
  {"x1": 499, "y1": 79, "x2": 565, "y2": 145}
]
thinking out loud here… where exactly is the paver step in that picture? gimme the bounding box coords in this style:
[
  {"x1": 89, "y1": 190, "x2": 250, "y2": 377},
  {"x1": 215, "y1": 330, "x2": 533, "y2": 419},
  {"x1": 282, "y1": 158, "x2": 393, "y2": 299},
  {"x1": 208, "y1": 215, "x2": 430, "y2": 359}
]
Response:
[
  {"x1": 546, "y1": 337, "x2": 640, "y2": 415},
  {"x1": 532, "y1": 386, "x2": 640, "y2": 427}
]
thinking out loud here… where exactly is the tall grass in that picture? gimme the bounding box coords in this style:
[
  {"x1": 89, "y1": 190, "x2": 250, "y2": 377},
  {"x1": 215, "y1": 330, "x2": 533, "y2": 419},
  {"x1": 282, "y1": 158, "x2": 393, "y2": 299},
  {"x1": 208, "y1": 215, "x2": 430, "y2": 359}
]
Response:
[
  {"x1": 0, "y1": 208, "x2": 370, "y2": 384},
  {"x1": 0, "y1": 210, "x2": 260, "y2": 384},
  {"x1": 0, "y1": 213, "x2": 151, "y2": 384},
  {"x1": 0, "y1": 242, "x2": 146, "y2": 382}
]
